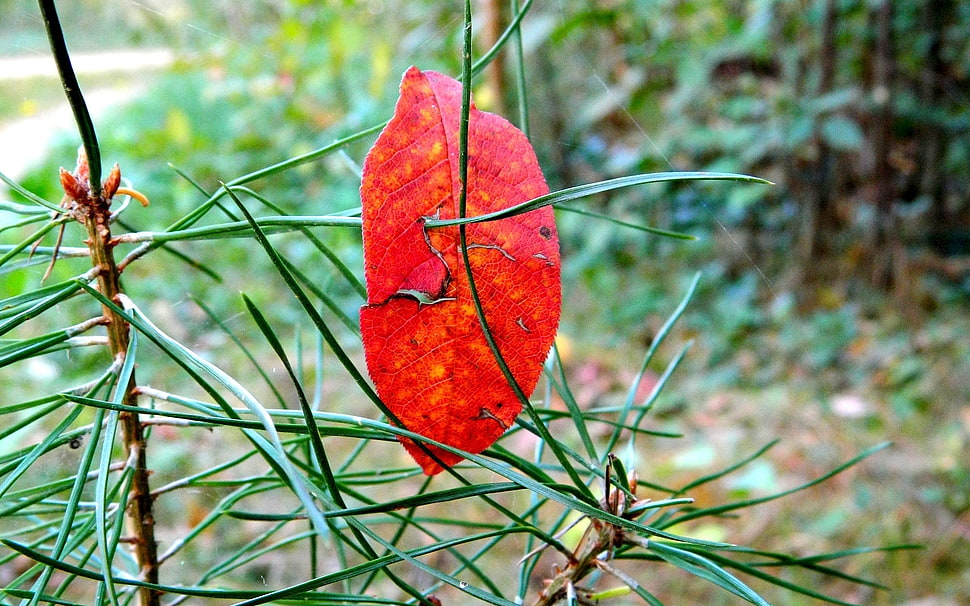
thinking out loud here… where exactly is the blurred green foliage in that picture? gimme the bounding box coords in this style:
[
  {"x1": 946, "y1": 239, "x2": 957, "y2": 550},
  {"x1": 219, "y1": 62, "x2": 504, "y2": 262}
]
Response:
[{"x1": 10, "y1": 0, "x2": 970, "y2": 311}]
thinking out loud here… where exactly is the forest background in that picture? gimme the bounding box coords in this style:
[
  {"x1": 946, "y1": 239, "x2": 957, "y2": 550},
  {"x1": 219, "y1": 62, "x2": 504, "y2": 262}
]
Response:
[{"x1": 0, "y1": 0, "x2": 968, "y2": 604}]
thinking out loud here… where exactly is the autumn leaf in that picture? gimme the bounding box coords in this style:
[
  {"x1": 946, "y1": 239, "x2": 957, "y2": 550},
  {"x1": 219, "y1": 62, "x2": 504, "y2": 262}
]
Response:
[{"x1": 359, "y1": 66, "x2": 561, "y2": 475}]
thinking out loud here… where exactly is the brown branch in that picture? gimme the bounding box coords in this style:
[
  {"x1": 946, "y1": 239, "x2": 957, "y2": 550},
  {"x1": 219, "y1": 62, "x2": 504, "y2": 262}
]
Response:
[
  {"x1": 533, "y1": 467, "x2": 654, "y2": 606},
  {"x1": 534, "y1": 517, "x2": 621, "y2": 606},
  {"x1": 62, "y1": 152, "x2": 160, "y2": 606}
]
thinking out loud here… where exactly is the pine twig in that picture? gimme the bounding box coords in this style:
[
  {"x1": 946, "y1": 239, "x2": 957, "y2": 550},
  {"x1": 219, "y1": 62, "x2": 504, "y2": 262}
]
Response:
[
  {"x1": 39, "y1": 3, "x2": 160, "y2": 599},
  {"x1": 61, "y1": 153, "x2": 160, "y2": 606},
  {"x1": 533, "y1": 466, "x2": 650, "y2": 606}
]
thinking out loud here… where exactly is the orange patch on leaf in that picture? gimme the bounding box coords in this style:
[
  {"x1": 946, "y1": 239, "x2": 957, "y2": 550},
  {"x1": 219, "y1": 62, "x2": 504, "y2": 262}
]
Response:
[{"x1": 360, "y1": 67, "x2": 561, "y2": 475}]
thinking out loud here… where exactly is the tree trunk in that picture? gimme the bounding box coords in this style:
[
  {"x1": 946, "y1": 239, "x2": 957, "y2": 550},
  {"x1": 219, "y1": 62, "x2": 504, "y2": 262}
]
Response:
[
  {"x1": 919, "y1": 0, "x2": 952, "y2": 237},
  {"x1": 477, "y1": 0, "x2": 507, "y2": 115},
  {"x1": 869, "y1": 0, "x2": 896, "y2": 292},
  {"x1": 798, "y1": 0, "x2": 838, "y2": 300}
]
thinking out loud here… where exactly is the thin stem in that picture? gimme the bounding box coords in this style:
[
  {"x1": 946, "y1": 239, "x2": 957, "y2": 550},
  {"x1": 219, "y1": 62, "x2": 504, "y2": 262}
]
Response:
[
  {"x1": 455, "y1": 0, "x2": 590, "y2": 497},
  {"x1": 37, "y1": 0, "x2": 101, "y2": 194},
  {"x1": 458, "y1": 0, "x2": 473, "y2": 221},
  {"x1": 37, "y1": 0, "x2": 157, "y2": 601}
]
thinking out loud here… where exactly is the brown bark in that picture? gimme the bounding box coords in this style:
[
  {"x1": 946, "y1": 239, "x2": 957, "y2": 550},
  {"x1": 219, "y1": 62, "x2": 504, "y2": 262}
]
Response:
[
  {"x1": 918, "y1": 0, "x2": 952, "y2": 233},
  {"x1": 63, "y1": 157, "x2": 160, "y2": 606},
  {"x1": 799, "y1": 0, "x2": 838, "y2": 297},
  {"x1": 477, "y1": 0, "x2": 507, "y2": 115},
  {"x1": 869, "y1": 0, "x2": 896, "y2": 291}
]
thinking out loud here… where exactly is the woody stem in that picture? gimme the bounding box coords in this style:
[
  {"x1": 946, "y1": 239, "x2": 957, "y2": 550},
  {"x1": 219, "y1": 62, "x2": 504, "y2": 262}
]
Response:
[{"x1": 84, "y1": 200, "x2": 160, "y2": 606}]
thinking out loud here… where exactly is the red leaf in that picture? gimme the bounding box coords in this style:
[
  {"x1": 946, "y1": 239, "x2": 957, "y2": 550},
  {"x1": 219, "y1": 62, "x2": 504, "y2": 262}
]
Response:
[{"x1": 359, "y1": 67, "x2": 561, "y2": 475}]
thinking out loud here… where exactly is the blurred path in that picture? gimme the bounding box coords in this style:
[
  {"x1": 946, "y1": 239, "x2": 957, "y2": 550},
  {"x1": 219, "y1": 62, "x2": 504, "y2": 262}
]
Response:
[
  {"x1": 0, "y1": 48, "x2": 174, "y2": 183},
  {"x1": 0, "y1": 49, "x2": 174, "y2": 82}
]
